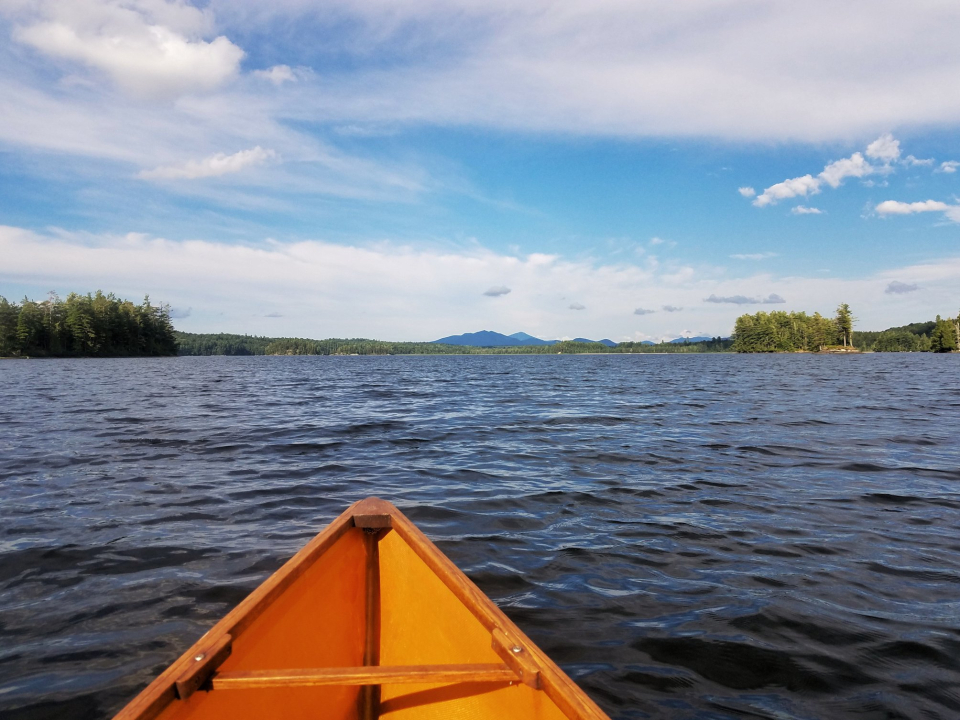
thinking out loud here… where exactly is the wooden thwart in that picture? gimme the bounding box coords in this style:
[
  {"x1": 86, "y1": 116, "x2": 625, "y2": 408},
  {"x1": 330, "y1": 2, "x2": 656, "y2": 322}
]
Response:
[{"x1": 212, "y1": 663, "x2": 518, "y2": 689}]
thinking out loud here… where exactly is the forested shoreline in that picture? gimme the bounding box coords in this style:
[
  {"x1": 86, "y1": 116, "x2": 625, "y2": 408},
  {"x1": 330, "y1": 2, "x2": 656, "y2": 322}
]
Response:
[
  {"x1": 174, "y1": 332, "x2": 733, "y2": 356},
  {"x1": 3, "y1": 291, "x2": 958, "y2": 358},
  {"x1": 0, "y1": 293, "x2": 177, "y2": 357},
  {"x1": 732, "y1": 304, "x2": 959, "y2": 353}
]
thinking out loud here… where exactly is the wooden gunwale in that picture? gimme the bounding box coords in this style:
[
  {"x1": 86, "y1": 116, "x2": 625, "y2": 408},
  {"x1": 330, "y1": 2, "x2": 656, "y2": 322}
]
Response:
[
  {"x1": 112, "y1": 497, "x2": 610, "y2": 720},
  {"x1": 112, "y1": 501, "x2": 358, "y2": 720},
  {"x1": 381, "y1": 500, "x2": 609, "y2": 720}
]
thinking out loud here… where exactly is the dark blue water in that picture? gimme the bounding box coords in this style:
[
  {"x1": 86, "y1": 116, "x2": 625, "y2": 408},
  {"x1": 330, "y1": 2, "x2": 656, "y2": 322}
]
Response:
[{"x1": 2, "y1": 354, "x2": 960, "y2": 720}]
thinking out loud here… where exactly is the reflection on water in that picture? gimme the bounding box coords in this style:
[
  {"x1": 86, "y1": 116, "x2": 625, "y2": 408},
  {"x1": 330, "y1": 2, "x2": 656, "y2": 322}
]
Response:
[{"x1": 1, "y1": 354, "x2": 959, "y2": 719}]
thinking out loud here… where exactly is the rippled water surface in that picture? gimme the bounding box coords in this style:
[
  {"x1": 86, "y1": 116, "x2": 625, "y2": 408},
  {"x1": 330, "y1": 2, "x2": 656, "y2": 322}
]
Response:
[{"x1": 2, "y1": 354, "x2": 960, "y2": 720}]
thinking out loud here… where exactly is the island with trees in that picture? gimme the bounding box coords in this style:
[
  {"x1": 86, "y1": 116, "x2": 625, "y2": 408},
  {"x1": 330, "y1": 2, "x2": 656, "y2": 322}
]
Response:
[{"x1": 732, "y1": 304, "x2": 959, "y2": 353}]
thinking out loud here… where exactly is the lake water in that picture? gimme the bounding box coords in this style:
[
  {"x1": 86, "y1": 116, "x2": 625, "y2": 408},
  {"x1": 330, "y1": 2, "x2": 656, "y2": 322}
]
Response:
[{"x1": 1, "y1": 354, "x2": 959, "y2": 720}]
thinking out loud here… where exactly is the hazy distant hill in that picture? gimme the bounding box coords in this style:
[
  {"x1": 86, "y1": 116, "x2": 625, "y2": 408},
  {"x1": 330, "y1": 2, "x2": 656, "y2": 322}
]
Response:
[
  {"x1": 574, "y1": 337, "x2": 617, "y2": 347},
  {"x1": 668, "y1": 336, "x2": 712, "y2": 344},
  {"x1": 508, "y1": 332, "x2": 556, "y2": 346},
  {"x1": 435, "y1": 330, "x2": 618, "y2": 347}
]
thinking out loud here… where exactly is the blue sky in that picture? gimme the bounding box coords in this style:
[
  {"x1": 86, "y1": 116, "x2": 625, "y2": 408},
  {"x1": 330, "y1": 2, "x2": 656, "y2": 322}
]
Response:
[{"x1": 1, "y1": 0, "x2": 958, "y2": 341}]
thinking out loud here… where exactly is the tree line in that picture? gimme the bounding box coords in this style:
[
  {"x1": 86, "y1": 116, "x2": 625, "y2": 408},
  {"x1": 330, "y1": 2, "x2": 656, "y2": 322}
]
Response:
[
  {"x1": 733, "y1": 304, "x2": 959, "y2": 353},
  {"x1": 0, "y1": 292, "x2": 177, "y2": 357},
  {"x1": 175, "y1": 332, "x2": 735, "y2": 356}
]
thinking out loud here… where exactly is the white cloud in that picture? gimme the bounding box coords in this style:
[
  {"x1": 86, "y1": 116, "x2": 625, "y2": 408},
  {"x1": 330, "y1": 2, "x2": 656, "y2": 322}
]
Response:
[
  {"x1": 253, "y1": 65, "x2": 297, "y2": 85},
  {"x1": 875, "y1": 199, "x2": 960, "y2": 223},
  {"x1": 649, "y1": 236, "x2": 665, "y2": 245},
  {"x1": 903, "y1": 155, "x2": 934, "y2": 167},
  {"x1": 751, "y1": 135, "x2": 908, "y2": 208},
  {"x1": 875, "y1": 199, "x2": 950, "y2": 215},
  {"x1": 753, "y1": 174, "x2": 821, "y2": 207},
  {"x1": 738, "y1": 186, "x2": 756, "y2": 198},
  {"x1": 210, "y1": 1, "x2": 960, "y2": 142},
  {"x1": 704, "y1": 293, "x2": 785, "y2": 305},
  {"x1": 865, "y1": 133, "x2": 900, "y2": 162},
  {"x1": 138, "y1": 146, "x2": 276, "y2": 180},
  {"x1": 10, "y1": 0, "x2": 244, "y2": 97},
  {"x1": 730, "y1": 252, "x2": 778, "y2": 260},
  {"x1": 791, "y1": 205, "x2": 823, "y2": 215},
  {"x1": 939, "y1": 161, "x2": 959, "y2": 173},
  {"x1": 818, "y1": 152, "x2": 873, "y2": 188}
]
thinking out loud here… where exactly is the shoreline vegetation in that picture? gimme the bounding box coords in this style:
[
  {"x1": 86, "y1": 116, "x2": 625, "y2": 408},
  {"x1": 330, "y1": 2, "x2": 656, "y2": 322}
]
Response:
[
  {"x1": 1, "y1": 292, "x2": 957, "y2": 358},
  {"x1": 174, "y1": 333, "x2": 734, "y2": 356},
  {"x1": 0, "y1": 292, "x2": 176, "y2": 358},
  {"x1": 732, "y1": 304, "x2": 959, "y2": 353}
]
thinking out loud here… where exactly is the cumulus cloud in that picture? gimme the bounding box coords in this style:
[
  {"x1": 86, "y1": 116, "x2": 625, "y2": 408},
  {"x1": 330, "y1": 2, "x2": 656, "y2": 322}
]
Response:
[
  {"x1": 791, "y1": 205, "x2": 823, "y2": 215},
  {"x1": 903, "y1": 155, "x2": 934, "y2": 167},
  {"x1": 649, "y1": 237, "x2": 665, "y2": 245},
  {"x1": 11, "y1": 0, "x2": 244, "y2": 97},
  {"x1": 875, "y1": 199, "x2": 950, "y2": 215},
  {"x1": 752, "y1": 174, "x2": 821, "y2": 207},
  {"x1": 138, "y1": 146, "x2": 275, "y2": 180},
  {"x1": 704, "y1": 293, "x2": 785, "y2": 304},
  {"x1": 731, "y1": 252, "x2": 778, "y2": 260},
  {"x1": 633, "y1": 307, "x2": 655, "y2": 315},
  {"x1": 253, "y1": 65, "x2": 297, "y2": 85},
  {"x1": 865, "y1": 133, "x2": 901, "y2": 162},
  {"x1": 568, "y1": 302, "x2": 586, "y2": 310},
  {"x1": 662, "y1": 305, "x2": 683, "y2": 312},
  {"x1": 750, "y1": 135, "x2": 908, "y2": 208},
  {"x1": 483, "y1": 285, "x2": 511, "y2": 297},
  {"x1": 940, "y1": 161, "x2": 959, "y2": 173},
  {"x1": 819, "y1": 152, "x2": 873, "y2": 188},
  {"x1": 738, "y1": 187, "x2": 756, "y2": 198},
  {"x1": 885, "y1": 281, "x2": 919, "y2": 294},
  {"x1": 874, "y1": 200, "x2": 960, "y2": 223}
]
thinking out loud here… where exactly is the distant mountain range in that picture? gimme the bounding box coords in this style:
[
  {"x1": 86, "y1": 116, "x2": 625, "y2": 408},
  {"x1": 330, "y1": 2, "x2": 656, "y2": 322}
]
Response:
[
  {"x1": 432, "y1": 330, "x2": 618, "y2": 347},
  {"x1": 432, "y1": 331, "x2": 719, "y2": 347}
]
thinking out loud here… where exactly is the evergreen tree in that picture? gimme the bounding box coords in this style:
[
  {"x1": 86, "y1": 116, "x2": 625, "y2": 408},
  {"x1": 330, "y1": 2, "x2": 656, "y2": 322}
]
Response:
[
  {"x1": 835, "y1": 303, "x2": 854, "y2": 347},
  {"x1": 929, "y1": 315, "x2": 959, "y2": 353},
  {"x1": 0, "y1": 296, "x2": 19, "y2": 356}
]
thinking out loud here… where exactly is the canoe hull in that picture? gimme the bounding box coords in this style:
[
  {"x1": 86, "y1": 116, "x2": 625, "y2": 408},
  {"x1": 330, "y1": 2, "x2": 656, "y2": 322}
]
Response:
[{"x1": 115, "y1": 498, "x2": 610, "y2": 720}]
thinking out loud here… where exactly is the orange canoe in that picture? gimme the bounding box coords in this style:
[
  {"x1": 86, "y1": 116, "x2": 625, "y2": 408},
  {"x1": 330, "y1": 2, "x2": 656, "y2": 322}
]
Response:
[{"x1": 114, "y1": 497, "x2": 611, "y2": 720}]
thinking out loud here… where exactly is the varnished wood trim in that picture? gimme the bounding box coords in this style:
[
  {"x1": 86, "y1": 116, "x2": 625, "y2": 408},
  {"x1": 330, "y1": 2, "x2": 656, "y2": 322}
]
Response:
[
  {"x1": 491, "y1": 627, "x2": 540, "y2": 689},
  {"x1": 112, "y1": 501, "x2": 360, "y2": 720},
  {"x1": 174, "y1": 634, "x2": 233, "y2": 700},
  {"x1": 213, "y1": 663, "x2": 517, "y2": 689}
]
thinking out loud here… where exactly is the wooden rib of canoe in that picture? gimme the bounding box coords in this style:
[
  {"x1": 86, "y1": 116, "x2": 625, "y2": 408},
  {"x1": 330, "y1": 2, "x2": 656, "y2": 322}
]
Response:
[{"x1": 114, "y1": 497, "x2": 611, "y2": 720}]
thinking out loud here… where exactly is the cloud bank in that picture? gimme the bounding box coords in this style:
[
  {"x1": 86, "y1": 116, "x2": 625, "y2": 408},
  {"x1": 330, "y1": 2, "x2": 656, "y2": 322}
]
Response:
[{"x1": 3, "y1": 225, "x2": 960, "y2": 339}]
